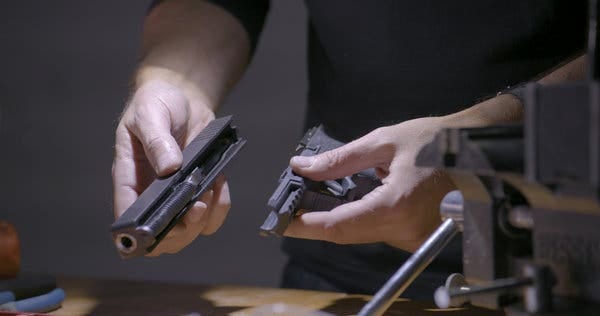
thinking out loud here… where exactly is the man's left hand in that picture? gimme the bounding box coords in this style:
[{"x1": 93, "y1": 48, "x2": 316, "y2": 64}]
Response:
[{"x1": 285, "y1": 116, "x2": 458, "y2": 252}]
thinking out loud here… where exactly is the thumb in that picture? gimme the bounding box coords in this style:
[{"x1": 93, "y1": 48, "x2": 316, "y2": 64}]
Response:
[
  {"x1": 289, "y1": 128, "x2": 392, "y2": 181},
  {"x1": 126, "y1": 83, "x2": 188, "y2": 176},
  {"x1": 138, "y1": 124, "x2": 183, "y2": 177}
]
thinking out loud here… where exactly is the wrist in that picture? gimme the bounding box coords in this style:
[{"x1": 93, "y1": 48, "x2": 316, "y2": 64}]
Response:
[
  {"x1": 496, "y1": 82, "x2": 533, "y2": 107},
  {"x1": 135, "y1": 66, "x2": 217, "y2": 112},
  {"x1": 441, "y1": 93, "x2": 523, "y2": 128}
]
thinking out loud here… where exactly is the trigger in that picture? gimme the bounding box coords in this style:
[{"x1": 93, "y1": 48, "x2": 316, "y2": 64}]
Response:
[{"x1": 325, "y1": 177, "x2": 357, "y2": 196}]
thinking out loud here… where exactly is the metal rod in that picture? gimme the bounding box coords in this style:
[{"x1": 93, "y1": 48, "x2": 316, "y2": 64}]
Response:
[
  {"x1": 357, "y1": 218, "x2": 460, "y2": 316},
  {"x1": 447, "y1": 277, "x2": 531, "y2": 298},
  {"x1": 435, "y1": 277, "x2": 532, "y2": 308}
]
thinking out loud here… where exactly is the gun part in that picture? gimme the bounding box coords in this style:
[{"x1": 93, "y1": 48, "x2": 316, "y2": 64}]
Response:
[
  {"x1": 260, "y1": 126, "x2": 381, "y2": 236},
  {"x1": 110, "y1": 116, "x2": 246, "y2": 258}
]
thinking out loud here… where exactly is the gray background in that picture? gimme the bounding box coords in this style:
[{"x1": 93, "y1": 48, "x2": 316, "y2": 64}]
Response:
[{"x1": 0, "y1": 1, "x2": 307, "y2": 287}]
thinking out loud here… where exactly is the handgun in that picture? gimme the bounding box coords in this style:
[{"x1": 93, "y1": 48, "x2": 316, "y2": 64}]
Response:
[
  {"x1": 110, "y1": 116, "x2": 246, "y2": 258},
  {"x1": 260, "y1": 126, "x2": 382, "y2": 236}
]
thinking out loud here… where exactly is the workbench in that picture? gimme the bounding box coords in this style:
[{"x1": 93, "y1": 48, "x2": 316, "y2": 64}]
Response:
[{"x1": 52, "y1": 277, "x2": 504, "y2": 316}]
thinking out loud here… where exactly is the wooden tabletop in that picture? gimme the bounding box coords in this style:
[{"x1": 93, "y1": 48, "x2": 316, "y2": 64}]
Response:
[{"x1": 52, "y1": 277, "x2": 503, "y2": 316}]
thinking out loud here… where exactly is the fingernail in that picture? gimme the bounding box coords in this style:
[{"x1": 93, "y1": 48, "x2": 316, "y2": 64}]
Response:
[{"x1": 291, "y1": 156, "x2": 314, "y2": 168}]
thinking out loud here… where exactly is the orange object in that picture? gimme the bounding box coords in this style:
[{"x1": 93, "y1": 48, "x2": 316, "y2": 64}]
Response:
[{"x1": 0, "y1": 221, "x2": 20, "y2": 279}]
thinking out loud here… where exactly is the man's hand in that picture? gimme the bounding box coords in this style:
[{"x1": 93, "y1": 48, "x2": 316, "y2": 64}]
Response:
[
  {"x1": 112, "y1": 80, "x2": 231, "y2": 256},
  {"x1": 283, "y1": 93, "x2": 528, "y2": 251},
  {"x1": 285, "y1": 117, "x2": 456, "y2": 251},
  {"x1": 111, "y1": 0, "x2": 250, "y2": 256}
]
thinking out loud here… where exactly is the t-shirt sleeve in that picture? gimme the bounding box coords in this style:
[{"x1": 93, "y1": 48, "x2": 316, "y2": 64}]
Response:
[{"x1": 149, "y1": 0, "x2": 270, "y2": 53}]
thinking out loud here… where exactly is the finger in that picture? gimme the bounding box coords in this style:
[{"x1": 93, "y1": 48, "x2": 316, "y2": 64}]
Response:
[
  {"x1": 182, "y1": 190, "x2": 213, "y2": 228},
  {"x1": 145, "y1": 227, "x2": 183, "y2": 256},
  {"x1": 289, "y1": 128, "x2": 393, "y2": 181},
  {"x1": 125, "y1": 83, "x2": 190, "y2": 176},
  {"x1": 284, "y1": 187, "x2": 389, "y2": 244},
  {"x1": 112, "y1": 126, "x2": 141, "y2": 218},
  {"x1": 145, "y1": 220, "x2": 199, "y2": 257},
  {"x1": 147, "y1": 232, "x2": 192, "y2": 256},
  {"x1": 148, "y1": 225, "x2": 200, "y2": 256},
  {"x1": 201, "y1": 175, "x2": 231, "y2": 235},
  {"x1": 147, "y1": 190, "x2": 214, "y2": 256},
  {"x1": 129, "y1": 106, "x2": 183, "y2": 177}
]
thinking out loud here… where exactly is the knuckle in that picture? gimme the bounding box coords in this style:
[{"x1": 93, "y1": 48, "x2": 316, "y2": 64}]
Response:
[
  {"x1": 370, "y1": 126, "x2": 388, "y2": 138},
  {"x1": 370, "y1": 126, "x2": 394, "y2": 143},
  {"x1": 134, "y1": 100, "x2": 156, "y2": 122},
  {"x1": 370, "y1": 127, "x2": 397, "y2": 157},
  {"x1": 371, "y1": 126, "x2": 393, "y2": 144},
  {"x1": 130, "y1": 97, "x2": 169, "y2": 126}
]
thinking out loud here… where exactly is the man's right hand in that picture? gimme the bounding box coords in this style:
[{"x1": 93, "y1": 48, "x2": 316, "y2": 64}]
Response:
[
  {"x1": 112, "y1": 80, "x2": 231, "y2": 256},
  {"x1": 111, "y1": 0, "x2": 252, "y2": 256}
]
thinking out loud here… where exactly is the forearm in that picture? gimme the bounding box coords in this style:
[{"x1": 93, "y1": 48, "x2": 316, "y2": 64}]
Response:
[
  {"x1": 135, "y1": 0, "x2": 251, "y2": 111},
  {"x1": 444, "y1": 55, "x2": 586, "y2": 127}
]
